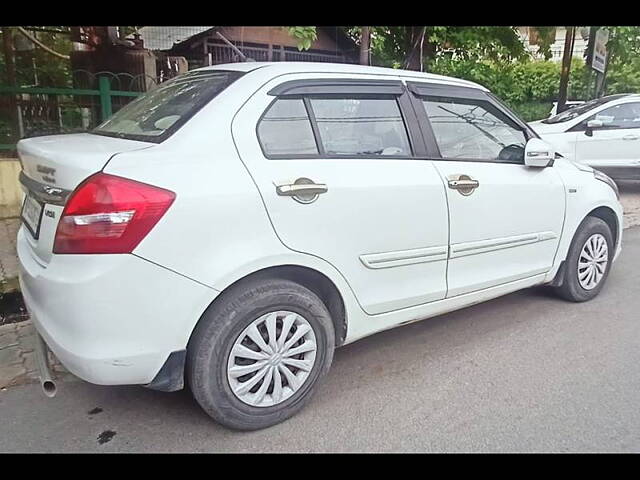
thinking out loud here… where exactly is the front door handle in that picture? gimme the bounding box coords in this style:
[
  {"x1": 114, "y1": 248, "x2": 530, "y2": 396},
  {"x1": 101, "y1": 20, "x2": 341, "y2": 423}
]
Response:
[
  {"x1": 447, "y1": 174, "x2": 479, "y2": 196},
  {"x1": 623, "y1": 134, "x2": 639, "y2": 140},
  {"x1": 275, "y1": 177, "x2": 327, "y2": 204}
]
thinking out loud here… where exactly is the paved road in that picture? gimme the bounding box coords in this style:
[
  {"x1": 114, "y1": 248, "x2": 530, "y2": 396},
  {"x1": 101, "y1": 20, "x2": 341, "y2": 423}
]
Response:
[
  {"x1": 2, "y1": 228, "x2": 640, "y2": 453},
  {"x1": 619, "y1": 181, "x2": 640, "y2": 228}
]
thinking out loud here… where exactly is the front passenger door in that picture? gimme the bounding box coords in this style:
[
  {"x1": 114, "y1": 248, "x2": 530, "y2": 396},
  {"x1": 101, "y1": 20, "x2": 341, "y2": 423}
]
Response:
[
  {"x1": 408, "y1": 82, "x2": 566, "y2": 297},
  {"x1": 574, "y1": 101, "x2": 640, "y2": 177}
]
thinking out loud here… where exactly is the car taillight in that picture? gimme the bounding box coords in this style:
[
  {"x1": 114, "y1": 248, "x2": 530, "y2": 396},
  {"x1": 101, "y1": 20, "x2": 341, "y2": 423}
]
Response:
[{"x1": 53, "y1": 173, "x2": 175, "y2": 254}]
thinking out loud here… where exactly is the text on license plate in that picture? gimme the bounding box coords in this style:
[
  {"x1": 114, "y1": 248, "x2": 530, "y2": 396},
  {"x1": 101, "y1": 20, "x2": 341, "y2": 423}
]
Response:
[{"x1": 21, "y1": 194, "x2": 44, "y2": 239}]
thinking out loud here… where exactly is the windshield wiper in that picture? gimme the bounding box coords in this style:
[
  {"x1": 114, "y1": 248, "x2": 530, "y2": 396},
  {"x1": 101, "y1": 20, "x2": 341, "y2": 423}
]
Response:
[{"x1": 437, "y1": 105, "x2": 506, "y2": 148}]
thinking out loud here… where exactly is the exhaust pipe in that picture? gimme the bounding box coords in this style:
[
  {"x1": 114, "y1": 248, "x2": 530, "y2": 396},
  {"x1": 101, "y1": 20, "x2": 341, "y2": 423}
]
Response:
[{"x1": 34, "y1": 332, "x2": 57, "y2": 398}]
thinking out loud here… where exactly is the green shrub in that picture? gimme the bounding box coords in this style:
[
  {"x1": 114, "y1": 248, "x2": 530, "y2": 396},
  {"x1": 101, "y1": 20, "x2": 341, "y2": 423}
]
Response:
[
  {"x1": 507, "y1": 101, "x2": 553, "y2": 122},
  {"x1": 429, "y1": 57, "x2": 591, "y2": 105}
]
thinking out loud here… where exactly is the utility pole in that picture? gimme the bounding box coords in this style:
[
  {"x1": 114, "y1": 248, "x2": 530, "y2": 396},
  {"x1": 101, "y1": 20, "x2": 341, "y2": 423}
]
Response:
[
  {"x1": 557, "y1": 26, "x2": 576, "y2": 114},
  {"x1": 359, "y1": 27, "x2": 370, "y2": 65},
  {"x1": 584, "y1": 26, "x2": 598, "y2": 99}
]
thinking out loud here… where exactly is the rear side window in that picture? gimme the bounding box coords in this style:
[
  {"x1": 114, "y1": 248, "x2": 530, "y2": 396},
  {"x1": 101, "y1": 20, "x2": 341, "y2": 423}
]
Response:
[
  {"x1": 310, "y1": 97, "x2": 411, "y2": 156},
  {"x1": 422, "y1": 97, "x2": 527, "y2": 163},
  {"x1": 257, "y1": 98, "x2": 319, "y2": 156}
]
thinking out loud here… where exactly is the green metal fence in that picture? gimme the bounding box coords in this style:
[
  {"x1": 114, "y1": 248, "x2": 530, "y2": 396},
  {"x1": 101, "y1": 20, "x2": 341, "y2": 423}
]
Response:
[{"x1": 0, "y1": 76, "x2": 142, "y2": 152}]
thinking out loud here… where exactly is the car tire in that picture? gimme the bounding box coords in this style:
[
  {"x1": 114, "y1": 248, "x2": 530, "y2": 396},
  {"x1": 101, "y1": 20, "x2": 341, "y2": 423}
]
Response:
[
  {"x1": 553, "y1": 216, "x2": 614, "y2": 302},
  {"x1": 186, "y1": 277, "x2": 335, "y2": 431}
]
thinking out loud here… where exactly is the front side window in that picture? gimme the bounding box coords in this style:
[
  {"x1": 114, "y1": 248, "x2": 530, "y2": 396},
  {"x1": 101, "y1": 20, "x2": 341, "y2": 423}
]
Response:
[
  {"x1": 589, "y1": 102, "x2": 640, "y2": 129},
  {"x1": 93, "y1": 70, "x2": 243, "y2": 142},
  {"x1": 257, "y1": 98, "x2": 319, "y2": 156},
  {"x1": 422, "y1": 97, "x2": 527, "y2": 163},
  {"x1": 309, "y1": 97, "x2": 412, "y2": 156}
]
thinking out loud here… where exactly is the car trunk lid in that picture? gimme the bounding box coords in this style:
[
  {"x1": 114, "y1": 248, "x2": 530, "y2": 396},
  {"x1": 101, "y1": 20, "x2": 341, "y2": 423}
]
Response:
[{"x1": 17, "y1": 133, "x2": 153, "y2": 265}]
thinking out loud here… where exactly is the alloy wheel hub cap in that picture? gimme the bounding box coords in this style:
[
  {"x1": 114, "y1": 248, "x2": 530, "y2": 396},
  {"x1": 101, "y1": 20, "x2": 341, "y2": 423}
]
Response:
[
  {"x1": 227, "y1": 310, "x2": 317, "y2": 408},
  {"x1": 577, "y1": 233, "x2": 608, "y2": 290}
]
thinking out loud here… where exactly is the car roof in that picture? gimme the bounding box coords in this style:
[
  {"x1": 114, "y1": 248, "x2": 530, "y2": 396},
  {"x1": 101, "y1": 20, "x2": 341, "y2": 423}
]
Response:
[
  {"x1": 194, "y1": 61, "x2": 489, "y2": 91},
  {"x1": 601, "y1": 93, "x2": 640, "y2": 102}
]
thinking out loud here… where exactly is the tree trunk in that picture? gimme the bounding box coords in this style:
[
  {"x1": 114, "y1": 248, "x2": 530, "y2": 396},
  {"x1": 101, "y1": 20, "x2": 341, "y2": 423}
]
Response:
[
  {"x1": 557, "y1": 26, "x2": 576, "y2": 114},
  {"x1": 404, "y1": 27, "x2": 426, "y2": 71},
  {"x1": 359, "y1": 27, "x2": 370, "y2": 65},
  {"x1": 2, "y1": 27, "x2": 20, "y2": 145}
]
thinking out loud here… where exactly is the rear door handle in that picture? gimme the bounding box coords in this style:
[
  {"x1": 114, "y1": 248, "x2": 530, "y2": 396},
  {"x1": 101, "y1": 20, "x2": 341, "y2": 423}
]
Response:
[
  {"x1": 275, "y1": 177, "x2": 327, "y2": 204},
  {"x1": 623, "y1": 134, "x2": 639, "y2": 140}
]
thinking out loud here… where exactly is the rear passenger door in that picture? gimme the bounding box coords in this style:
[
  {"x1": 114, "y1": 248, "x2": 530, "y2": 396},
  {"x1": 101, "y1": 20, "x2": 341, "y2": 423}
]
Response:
[
  {"x1": 232, "y1": 75, "x2": 449, "y2": 315},
  {"x1": 408, "y1": 82, "x2": 566, "y2": 297}
]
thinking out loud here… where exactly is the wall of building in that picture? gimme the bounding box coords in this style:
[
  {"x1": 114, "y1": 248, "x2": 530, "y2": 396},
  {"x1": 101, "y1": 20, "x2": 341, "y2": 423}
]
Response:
[
  {"x1": 517, "y1": 26, "x2": 589, "y2": 62},
  {"x1": 216, "y1": 27, "x2": 343, "y2": 52},
  {"x1": 0, "y1": 159, "x2": 22, "y2": 219}
]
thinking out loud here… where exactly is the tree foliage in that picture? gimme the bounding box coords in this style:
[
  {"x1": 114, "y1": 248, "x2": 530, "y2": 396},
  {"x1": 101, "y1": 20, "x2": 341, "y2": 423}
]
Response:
[
  {"x1": 364, "y1": 26, "x2": 528, "y2": 70},
  {"x1": 606, "y1": 26, "x2": 640, "y2": 66},
  {"x1": 429, "y1": 57, "x2": 596, "y2": 121},
  {"x1": 283, "y1": 27, "x2": 317, "y2": 51},
  {"x1": 1, "y1": 27, "x2": 72, "y2": 87}
]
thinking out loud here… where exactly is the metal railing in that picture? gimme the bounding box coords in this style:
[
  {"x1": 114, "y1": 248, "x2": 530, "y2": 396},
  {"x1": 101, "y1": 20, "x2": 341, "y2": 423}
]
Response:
[
  {"x1": 0, "y1": 74, "x2": 145, "y2": 153},
  {"x1": 205, "y1": 42, "x2": 349, "y2": 65}
]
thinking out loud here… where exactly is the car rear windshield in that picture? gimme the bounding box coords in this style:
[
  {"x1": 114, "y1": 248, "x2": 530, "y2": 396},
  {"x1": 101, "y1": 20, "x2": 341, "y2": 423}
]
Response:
[
  {"x1": 92, "y1": 70, "x2": 244, "y2": 143},
  {"x1": 542, "y1": 95, "x2": 628, "y2": 124}
]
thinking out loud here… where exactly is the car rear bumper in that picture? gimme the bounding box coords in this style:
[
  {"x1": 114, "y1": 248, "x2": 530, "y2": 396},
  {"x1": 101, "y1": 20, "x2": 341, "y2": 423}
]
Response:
[{"x1": 17, "y1": 226, "x2": 217, "y2": 386}]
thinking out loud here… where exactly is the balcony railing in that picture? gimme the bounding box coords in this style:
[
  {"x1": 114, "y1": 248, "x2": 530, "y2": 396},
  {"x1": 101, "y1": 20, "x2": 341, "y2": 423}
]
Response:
[{"x1": 205, "y1": 42, "x2": 351, "y2": 65}]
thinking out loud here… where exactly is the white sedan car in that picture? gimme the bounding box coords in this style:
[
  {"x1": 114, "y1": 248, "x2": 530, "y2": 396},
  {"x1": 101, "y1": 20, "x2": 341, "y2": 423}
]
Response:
[
  {"x1": 17, "y1": 62, "x2": 622, "y2": 430},
  {"x1": 530, "y1": 94, "x2": 640, "y2": 180}
]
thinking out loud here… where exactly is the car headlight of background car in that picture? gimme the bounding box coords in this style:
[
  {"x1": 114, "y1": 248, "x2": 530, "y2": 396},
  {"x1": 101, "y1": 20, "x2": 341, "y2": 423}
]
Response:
[{"x1": 594, "y1": 169, "x2": 620, "y2": 199}]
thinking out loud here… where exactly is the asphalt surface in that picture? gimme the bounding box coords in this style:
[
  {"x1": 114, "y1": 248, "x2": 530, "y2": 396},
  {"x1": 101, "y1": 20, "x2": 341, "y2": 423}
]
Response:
[{"x1": 1, "y1": 228, "x2": 640, "y2": 453}]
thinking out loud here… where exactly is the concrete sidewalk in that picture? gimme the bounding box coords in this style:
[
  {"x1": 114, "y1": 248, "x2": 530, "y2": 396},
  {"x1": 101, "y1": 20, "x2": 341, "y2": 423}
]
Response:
[
  {"x1": 0, "y1": 320, "x2": 66, "y2": 389},
  {"x1": 1, "y1": 218, "x2": 66, "y2": 389},
  {"x1": 0, "y1": 218, "x2": 20, "y2": 294}
]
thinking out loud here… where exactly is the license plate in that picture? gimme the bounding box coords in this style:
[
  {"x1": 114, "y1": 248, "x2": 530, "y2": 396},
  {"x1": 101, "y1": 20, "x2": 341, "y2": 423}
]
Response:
[{"x1": 21, "y1": 193, "x2": 44, "y2": 239}]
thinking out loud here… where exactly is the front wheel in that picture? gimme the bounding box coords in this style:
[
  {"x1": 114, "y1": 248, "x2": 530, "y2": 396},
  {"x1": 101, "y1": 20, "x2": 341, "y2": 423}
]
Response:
[
  {"x1": 186, "y1": 278, "x2": 335, "y2": 430},
  {"x1": 553, "y1": 216, "x2": 614, "y2": 302}
]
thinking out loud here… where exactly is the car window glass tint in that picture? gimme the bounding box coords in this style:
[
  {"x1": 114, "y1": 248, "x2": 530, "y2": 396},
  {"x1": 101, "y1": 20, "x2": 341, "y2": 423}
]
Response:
[
  {"x1": 93, "y1": 70, "x2": 242, "y2": 142},
  {"x1": 422, "y1": 97, "x2": 526, "y2": 163},
  {"x1": 309, "y1": 97, "x2": 411, "y2": 156},
  {"x1": 258, "y1": 98, "x2": 318, "y2": 156},
  {"x1": 592, "y1": 102, "x2": 640, "y2": 129}
]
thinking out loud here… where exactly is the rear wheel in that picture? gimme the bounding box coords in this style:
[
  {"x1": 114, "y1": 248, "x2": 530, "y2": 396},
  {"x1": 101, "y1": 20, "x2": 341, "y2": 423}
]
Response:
[
  {"x1": 553, "y1": 216, "x2": 613, "y2": 302},
  {"x1": 187, "y1": 278, "x2": 335, "y2": 430}
]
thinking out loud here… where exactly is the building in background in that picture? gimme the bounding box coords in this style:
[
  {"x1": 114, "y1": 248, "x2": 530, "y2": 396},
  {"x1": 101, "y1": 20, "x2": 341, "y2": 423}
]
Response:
[
  {"x1": 516, "y1": 27, "x2": 589, "y2": 61},
  {"x1": 128, "y1": 26, "x2": 359, "y2": 69}
]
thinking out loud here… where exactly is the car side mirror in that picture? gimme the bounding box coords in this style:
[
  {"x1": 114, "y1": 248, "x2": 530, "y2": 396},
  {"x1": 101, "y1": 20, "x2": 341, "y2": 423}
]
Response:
[
  {"x1": 524, "y1": 138, "x2": 555, "y2": 168},
  {"x1": 585, "y1": 119, "x2": 604, "y2": 137}
]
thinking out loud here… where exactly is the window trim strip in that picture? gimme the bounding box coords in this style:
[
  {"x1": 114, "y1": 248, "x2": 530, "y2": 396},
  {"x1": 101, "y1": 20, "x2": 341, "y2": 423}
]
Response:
[{"x1": 267, "y1": 78, "x2": 405, "y2": 96}]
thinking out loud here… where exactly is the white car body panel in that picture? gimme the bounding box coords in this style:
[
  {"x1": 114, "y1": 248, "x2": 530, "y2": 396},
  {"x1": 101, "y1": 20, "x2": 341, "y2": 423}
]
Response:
[
  {"x1": 530, "y1": 95, "x2": 640, "y2": 178},
  {"x1": 430, "y1": 160, "x2": 565, "y2": 297},
  {"x1": 18, "y1": 227, "x2": 216, "y2": 384},
  {"x1": 15, "y1": 62, "x2": 624, "y2": 388},
  {"x1": 231, "y1": 72, "x2": 449, "y2": 315}
]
